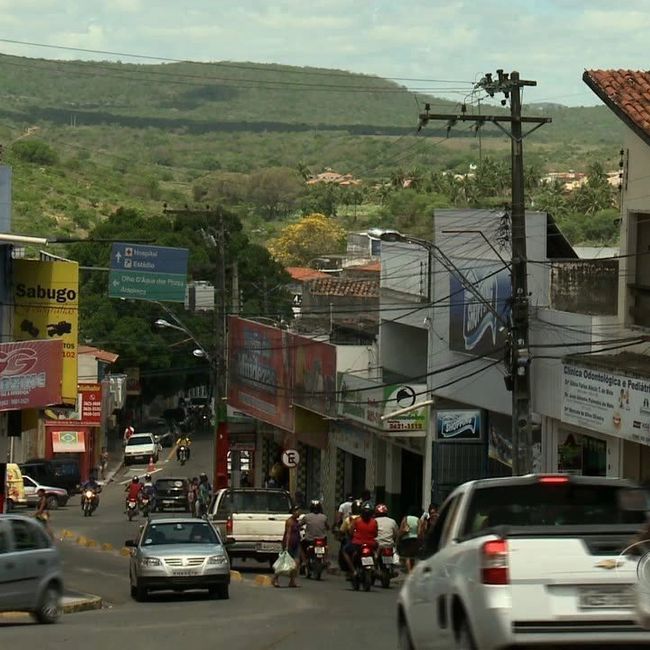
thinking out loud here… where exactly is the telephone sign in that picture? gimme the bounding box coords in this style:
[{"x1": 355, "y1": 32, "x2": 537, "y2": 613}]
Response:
[{"x1": 281, "y1": 449, "x2": 300, "y2": 469}]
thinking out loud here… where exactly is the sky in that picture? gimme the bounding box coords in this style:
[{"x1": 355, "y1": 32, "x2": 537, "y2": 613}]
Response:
[{"x1": 0, "y1": 0, "x2": 648, "y2": 106}]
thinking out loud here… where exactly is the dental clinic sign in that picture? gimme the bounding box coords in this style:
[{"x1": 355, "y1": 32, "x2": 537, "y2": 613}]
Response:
[
  {"x1": 562, "y1": 363, "x2": 650, "y2": 445},
  {"x1": 449, "y1": 264, "x2": 511, "y2": 358}
]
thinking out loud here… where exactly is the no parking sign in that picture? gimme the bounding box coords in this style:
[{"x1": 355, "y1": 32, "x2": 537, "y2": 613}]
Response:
[{"x1": 281, "y1": 449, "x2": 300, "y2": 469}]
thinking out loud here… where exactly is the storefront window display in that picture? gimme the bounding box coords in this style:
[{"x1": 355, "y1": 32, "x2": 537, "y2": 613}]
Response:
[{"x1": 557, "y1": 430, "x2": 606, "y2": 476}]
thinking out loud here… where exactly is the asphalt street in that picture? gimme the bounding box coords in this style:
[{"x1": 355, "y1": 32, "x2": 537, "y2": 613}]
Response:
[{"x1": 6, "y1": 430, "x2": 400, "y2": 649}]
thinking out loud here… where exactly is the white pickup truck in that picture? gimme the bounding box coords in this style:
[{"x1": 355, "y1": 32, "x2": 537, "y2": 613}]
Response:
[
  {"x1": 209, "y1": 488, "x2": 293, "y2": 565},
  {"x1": 397, "y1": 474, "x2": 650, "y2": 650}
]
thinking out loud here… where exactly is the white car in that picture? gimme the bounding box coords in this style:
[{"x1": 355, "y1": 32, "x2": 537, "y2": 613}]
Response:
[
  {"x1": 397, "y1": 474, "x2": 650, "y2": 649},
  {"x1": 124, "y1": 433, "x2": 160, "y2": 466}
]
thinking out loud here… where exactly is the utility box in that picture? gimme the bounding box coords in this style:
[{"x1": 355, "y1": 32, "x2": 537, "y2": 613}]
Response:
[{"x1": 185, "y1": 281, "x2": 215, "y2": 312}]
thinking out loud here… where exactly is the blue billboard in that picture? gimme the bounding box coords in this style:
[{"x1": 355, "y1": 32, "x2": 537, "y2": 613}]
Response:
[{"x1": 449, "y1": 264, "x2": 511, "y2": 358}]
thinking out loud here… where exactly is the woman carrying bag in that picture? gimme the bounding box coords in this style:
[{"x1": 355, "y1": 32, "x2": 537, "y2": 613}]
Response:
[
  {"x1": 272, "y1": 506, "x2": 301, "y2": 587},
  {"x1": 398, "y1": 505, "x2": 422, "y2": 573}
]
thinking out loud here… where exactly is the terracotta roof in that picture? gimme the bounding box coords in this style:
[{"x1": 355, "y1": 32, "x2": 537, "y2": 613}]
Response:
[
  {"x1": 583, "y1": 70, "x2": 650, "y2": 146},
  {"x1": 351, "y1": 261, "x2": 380, "y2": 273},
  {"x1": 286, "y1": 266, "x2": 330, "y2": 282},
  {"x1": 308, "y1": 278, "x2": 379, "y2": 297},
  {"x1": 78, "y1": 345, "x2": 119, "y2": 364}
]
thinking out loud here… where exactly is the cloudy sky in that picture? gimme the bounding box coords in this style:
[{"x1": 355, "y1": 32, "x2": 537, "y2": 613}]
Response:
[{"x1": 0, "y1": 0, "x2": 647, "y2": 106}]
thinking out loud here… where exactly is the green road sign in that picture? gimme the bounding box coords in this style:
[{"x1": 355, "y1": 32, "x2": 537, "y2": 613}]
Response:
[{"x1": 108, "y1": 244, "x2": 188, "y2": 302}]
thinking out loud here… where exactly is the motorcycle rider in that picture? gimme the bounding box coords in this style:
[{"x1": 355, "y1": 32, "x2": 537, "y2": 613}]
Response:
[
  {"x1": 374, "y1": 503, "x2": 399, "y2": 551},
  {"x1": 176, "y1": 432, "x2": 192, "y2": 461},
  {"x1": 80, "y1": 473, "x2": 102, "y2": 511},
  {"x1": 300, "y1": 500, "x2": 329, "y2": 566},
  {"x1": 141, "y1": 473, "x2": 157, "y2": 511},
  {"x1": 342, "y1": 501, "x2": 378, "y2": 578},
  {"x1": 124, "y1": 476, "x2": 143, "y2": 512}
]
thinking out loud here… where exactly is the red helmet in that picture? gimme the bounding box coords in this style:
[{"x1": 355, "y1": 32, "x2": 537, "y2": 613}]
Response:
[{"x1": 375, "y1": 503, "x2": 388, "y2": 516}]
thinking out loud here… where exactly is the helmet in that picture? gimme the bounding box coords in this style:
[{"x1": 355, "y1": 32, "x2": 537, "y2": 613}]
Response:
[
  {"x1": 144, "y1": 474, "x2": 151, "y2": 481},
  {"x1": 361, "y1": 501, "x2": 373, "y2": 519},
  {"x1": 309, "y1": 500, "x2": 322, "y2": 513},
  {"x1": 375, "y1": 503, "x2": 388, "y2": 516},
  {"x1": 351, "y1": 499, "x2": 363, "y2": 516},
  {"x1": 132, "y1": 476, "x2": 139, "y2": 484},
  {"x1": 200, "y1": 472, "x2": 208, "y2": 482}
]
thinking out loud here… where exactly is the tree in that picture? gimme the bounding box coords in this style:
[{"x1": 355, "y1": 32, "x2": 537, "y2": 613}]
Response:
[
  {"x1": 248, "y1": 167, "x2": 304, "y2": 220},
  {"x1": 11, "y1": 139, "x2": 58, "y2": 165},
  {"x1": 569, "y1": 162, "x2": 615, "y2": 216},
  {"x1": 299, "y1": 182, "x2": 340, "y2": 217},
  {"x1": 268, "y1": 213, "x2": 347, "y2": 265}
]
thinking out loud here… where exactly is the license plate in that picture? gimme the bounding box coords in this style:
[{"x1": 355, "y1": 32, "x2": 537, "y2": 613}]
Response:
[
  {"x1": 258, "y1": 543, "x2": 282, "y2": 553},
  {"x1": 314, "y1": 547, "x2": 325, "y2": 556},
  {"x1": 361, "y1": 556, "x2": 374, "y2": 567},
  {"x1": 382, "y1": 556, "x2": 394, "y2": 565},
  {"x1": 172, "y1": 570, "x2": 198, "y2": 577},
  {"x1": 578, "y1": 586, "x2": 635, "y2": 609}
]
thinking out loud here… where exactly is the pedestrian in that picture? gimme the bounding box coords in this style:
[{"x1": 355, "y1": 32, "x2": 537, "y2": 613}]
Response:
[
  {"x1": 123, "y1": 422, "x2": 135, "y2": 446},
  {"x1": 34, "y1": 489, "x2": 53, "y2": 540},
  {"x1": 418, "y1": 503, "x2": 439, "y2": 540},
  {"x1": 273, "y1": 505, "x2": 301, "y2": 588},
  {"x1": 361, "y1": 488, "x2": 374, "y2": 510},
  {"x1": 398, "y1": 505, "x2": 423, "y2": 573},
  {"x1": 99, "y1": 447, "x2": 109, "y2": 481},
  {"x1": 336, "y1": 493, "x2": 355, "y2": 527}
]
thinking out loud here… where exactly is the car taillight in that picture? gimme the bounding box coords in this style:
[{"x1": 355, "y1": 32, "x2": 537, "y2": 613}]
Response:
[
  {"x1": 226, "y1": 516, "x2": 233, "y2": 535},
  {"x1": 538, "y1": 475, "x2": 569, "y2": 484},
  {"x1": 481, "y1": 539, "x2": 509, "y2": 585}
]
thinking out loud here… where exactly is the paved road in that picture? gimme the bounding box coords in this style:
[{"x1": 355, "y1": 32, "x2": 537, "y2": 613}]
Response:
[{"x1": 13, "y1": 430, "x2": 400, "y2": 649}]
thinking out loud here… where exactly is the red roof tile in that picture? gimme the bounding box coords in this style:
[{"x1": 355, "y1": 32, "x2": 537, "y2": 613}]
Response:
[
  {"x1": 286, "y1": 266, "x2": 331, "y2": 282},
  {"x1": 584, "y1": 70, "x2": 650, "y2": 145},
  {"x1": 78, "y1": 345, "x2": 119, "y2": 363},
  {"x1": 308, "y1": 278, "x2": 379, "y2": 297},
  {"x1": 351, "y1": 261, "x2": 380, "y2": 273}
]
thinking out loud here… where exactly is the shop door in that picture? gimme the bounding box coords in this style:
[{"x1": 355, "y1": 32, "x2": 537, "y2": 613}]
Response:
[
  {"x1": 350, "y1": 454, "x2": 366, "y2": 500},
  {"x1": 400, "y1": 449, "x2": 423, "y2": 519}
]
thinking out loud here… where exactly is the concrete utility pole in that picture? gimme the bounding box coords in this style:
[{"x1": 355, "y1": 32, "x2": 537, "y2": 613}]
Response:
[
  {"x1": 163, "y1": 205, "x2": 229, "y2": 489},
  {"x1": 418, "y1": 70, "x2": 550, "y2": 475}
]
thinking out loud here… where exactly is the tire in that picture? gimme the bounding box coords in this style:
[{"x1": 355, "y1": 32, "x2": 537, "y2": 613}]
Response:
[
  {"x1": 352, "y1": 574, "x2": 360, "y2": 591},
  {"x1": 363, "y1": 570, "x2": 372, "y2": 592},
  {"x1": 315, "y1": 561, "x2": 323, "y2": 581},
  {"x1": 457, "y1": 619, "x2": 477, "y2": 650},
  {"x1": 381, "y1": 570, "x2": 391, "y2": 589},
  {"x1": 128, "y1": 509, "x2": 135, "y2": 521},
  {"x1": 398, "y1": 621, "x2": 415, "y2": 650},
  {"x1": 46, "y1": 495, "x2": 59, "y2": 510},
  {"x1": 6, "y1": 499, "x2": 13, "y2": 512},
  {"x1": 32, "y1": 584, "x2": 61, "y2": 624},
  {"x1": 209, "y1": 584, "x2": 229, "y2": 600},
  {"x1": 134, "y1": 581, "x2": 148, "y2": 602}
]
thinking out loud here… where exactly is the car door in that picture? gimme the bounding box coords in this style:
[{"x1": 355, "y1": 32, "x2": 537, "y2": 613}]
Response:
[
  {"x1": 408, "y1": 495, "x2": 463, "y2": 650},
  {"x1": 23, "y1": 476, "x2": 39, "y2": 506},
  {"x1": 9, "y1": 518, "x2": 53, "y2": 609},
  {"x1": 0, "y1": 519, "x2": 22, "y2": 609}
]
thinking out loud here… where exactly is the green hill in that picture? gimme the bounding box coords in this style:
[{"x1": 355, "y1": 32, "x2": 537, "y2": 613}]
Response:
[{"x1": 0, "y1": 53, "x2": 624, "y2": 240}]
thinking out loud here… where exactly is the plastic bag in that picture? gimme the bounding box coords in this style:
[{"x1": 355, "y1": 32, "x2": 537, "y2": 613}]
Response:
[{"x1": 273, "y1": 551, "x2": 297, "y2": 576}]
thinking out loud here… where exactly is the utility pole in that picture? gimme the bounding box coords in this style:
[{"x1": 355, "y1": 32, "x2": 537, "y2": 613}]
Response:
[
  {"x1": 418, "y1": 70, "x2": 550, "y2": 475},
  {"x1": 163, "y1": 205, "x2": 229, "y2": 489}
]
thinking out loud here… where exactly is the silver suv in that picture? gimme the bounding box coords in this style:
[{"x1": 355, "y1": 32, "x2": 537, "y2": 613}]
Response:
[
  {"x1": 0, "y1": 514, "x2": 63, "y2": 623},
  {"x1": 126, "y1": 517, "x2": 232, "y2": 601}
]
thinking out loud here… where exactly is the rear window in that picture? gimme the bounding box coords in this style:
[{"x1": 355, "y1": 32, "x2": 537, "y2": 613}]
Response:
[
  {"x1": 52, "y1": 462, "x2": 79, "y2": 477},
  {"x1": 463, "y1": 483, "x2": 646, "y2": 536},
  {"x1": 229, "y1": 491, "x2": 291, "y2": 514},
  {"x1": 156, "y1": 479, "x2": 187, "y2": 489},
  {"x1": 127, "y1": 435, "x2": 153, "y2": 446}
]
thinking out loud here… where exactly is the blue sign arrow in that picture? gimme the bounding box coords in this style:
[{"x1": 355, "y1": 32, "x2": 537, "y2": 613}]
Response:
[{"x1": 110, "y1": 243, "x2": 189, "y2": 275}]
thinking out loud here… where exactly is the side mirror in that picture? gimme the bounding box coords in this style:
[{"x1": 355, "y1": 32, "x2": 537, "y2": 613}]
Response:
[
  {"x1": 124, "y1": 539, "x2": 136, "y2": 548},
  {"x1": 224, "y1": 537, "x2": 236, "y2": 547}
]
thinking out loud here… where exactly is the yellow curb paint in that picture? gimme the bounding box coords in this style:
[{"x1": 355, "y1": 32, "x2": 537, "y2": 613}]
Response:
[
  {"x1": 85, "y1": 539, "x2": 98, "y2": 548},
  {"x1": 101, "y1": 543, "x2": 114, "y2": 552},
  {"x1": 254, "y1": 575, "x2": 273, "y2": 587},
  {"x1": 62, "y1": 530, "x2": 75, "y2": 539},
  {"x1": 0, "y1": 612, "x2": 30, "y2": 619},
  {"x1": 230, "y1": 570, "x2": 242, "y2": 582},
  {"x1": 76, "y1": 536, "x2": 88, "y2": 546},
  {"x1": 119, "y1": 547, "x2": 131, "y2": 557}
]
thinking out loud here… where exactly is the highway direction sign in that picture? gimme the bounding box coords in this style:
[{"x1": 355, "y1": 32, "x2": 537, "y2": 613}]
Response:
[{"x1": 108, "y1": 243, "x2": 189, "y2": 302}]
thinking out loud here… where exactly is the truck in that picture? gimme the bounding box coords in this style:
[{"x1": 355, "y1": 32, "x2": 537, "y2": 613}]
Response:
[
  {"x1": 209, "y1": 488, "x2": 293, "y2": 565},
  {"x1": 397, "y1": 474, "x2": 650, "y2": 649}
]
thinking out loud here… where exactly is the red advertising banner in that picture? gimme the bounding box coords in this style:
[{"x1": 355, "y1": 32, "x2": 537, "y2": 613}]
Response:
[
  {"x1": 227, "y1": 317, "x2": 293, "y2": 431},
  {"x1": 0, "y1": 340, "x2": 63, "y2": 411},
  {"x1": 46, "y1": 383, "x2": 103, "y2": 426},
  {"x1": 291, "y1": 333, "x2": 337, "y2": 417}
]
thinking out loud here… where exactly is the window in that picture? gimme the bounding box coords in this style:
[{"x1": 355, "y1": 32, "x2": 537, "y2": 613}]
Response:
[
  {"x1": 0, "y1": 525, "x2": 8, "y2": 554},
  {"x1": 142, "y1": 522, "x2": 219, "y2": 546},
  {"x1": 230, "y1": 491, "x2": 291, "y2": 514},
  {"x1": 23, "y1": 476, "x2": 37, "y2": 488},
  {"x1": 420, "y1": 496, "x2": 458, "y2": 558},
  {"x1": 439, "y1": 496, "x2": 463, "y2": 548},
  {"x1": 127, "y1": 436, "x2": 153, "y2": 447},
  {"x1": 216, "y1": 493, "x2": 232, "y2": 520},
  {"x1": 10, "y1": 520, "x2": 45, "y2": 551}
]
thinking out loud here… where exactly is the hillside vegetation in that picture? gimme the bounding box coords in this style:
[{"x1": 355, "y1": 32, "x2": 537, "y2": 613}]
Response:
[{"x1": 0, "y1": 53, "x2": 624, "y2": 246}]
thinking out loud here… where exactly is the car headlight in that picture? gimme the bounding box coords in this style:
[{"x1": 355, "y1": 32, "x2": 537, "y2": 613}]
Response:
[
  {"x1": 207, "y1": 554, "x2": 228, "y2": 566},
  {"x1": 140, "y1": 557, "x2": 162, "y2": 567}
]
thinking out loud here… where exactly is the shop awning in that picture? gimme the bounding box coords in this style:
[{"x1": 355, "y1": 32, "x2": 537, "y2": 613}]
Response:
[{"x1": 52, "y1": 430, "x2": 85, "y2": 453}]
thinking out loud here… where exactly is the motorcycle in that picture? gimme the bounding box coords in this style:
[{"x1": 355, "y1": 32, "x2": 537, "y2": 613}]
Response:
[
  {"x1": 351, "y1": 543, "x2": 376, "y2": 592},
  {"x1": 376, "y1": 546, "x2": 397, "y2": 588},
  {"x1": 126, "y1": 497, "x2": 138, "y2": 521},
  {"x1": 178, "y1": 445, "x2": 188, "y2": 466},
  {"x1": 305, "y1": 537, "x2": 327, "y2": 580},
  {"x1": 82, "y1": 489, "x2": 98, "y2": 517}
]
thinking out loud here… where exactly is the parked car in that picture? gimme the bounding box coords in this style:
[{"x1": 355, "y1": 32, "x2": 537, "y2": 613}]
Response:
[
  {"x1": 155, "y1": 478, "x2": 190, "y2": 512},
  {"x1": 209, "y1": 488, "x2": 293, "y2": 565},
  {"x1": 22, "y1": 476, "x2": 69, "y2": 509},
  {"x1": 126, "y1": 516, "x2": 232, "y2": 601},
  {"x1": 0, "y1": 514, "x2": 63, "y2": 623},
  {"x1": 5, "y1": 463, "x2": 27, "y2": 510},
  {"x1": 396, "y1": 474, "x2": 650, "y2": 650},
  {"x1": 123, "y1": 433, "x2": 160, "y2": 466},
  {"x1": 20, "y1": 458, "x2": 81, "y2": 494}
]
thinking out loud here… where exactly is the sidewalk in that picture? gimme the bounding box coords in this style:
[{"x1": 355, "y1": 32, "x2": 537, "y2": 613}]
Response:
[{"x1": 0, "y1": 591, "x2": 102, "y2": 621}]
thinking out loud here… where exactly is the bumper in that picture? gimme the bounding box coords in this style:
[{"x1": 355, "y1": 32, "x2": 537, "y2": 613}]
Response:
[
  {"x1": 138, "y1": 573, "x2": 230, "y2": 591},
  {"x1": 157, "y1": 498, "x2": 189, "y2": 510},
  {"x1": 124, "y1": 453, "x2": 154, "y2": 463},
  {"x1": 229, "y1": 541, "x2": 283, "y2": 559}
]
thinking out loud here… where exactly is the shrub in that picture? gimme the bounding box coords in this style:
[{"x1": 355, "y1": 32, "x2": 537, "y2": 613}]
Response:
[{"x1": 11, "y1": 140, "x2": 59, "y2": 165}]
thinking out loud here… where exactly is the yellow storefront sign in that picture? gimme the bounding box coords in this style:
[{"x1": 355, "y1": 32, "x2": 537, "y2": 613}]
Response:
[{"x1": 13, "y1": 259, "x2": 79, "y2": 404}]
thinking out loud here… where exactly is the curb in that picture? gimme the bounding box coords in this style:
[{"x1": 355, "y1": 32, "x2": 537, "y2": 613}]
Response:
[
  {"x1": 254, "y1": 575, "x2": 274, "y2": 587},
  {"x1": 63, "y1": 594, "x2": 103, "y2": 614},
  {"x1": 230, "y1": 570, "x2": 242, "y2": 582}
]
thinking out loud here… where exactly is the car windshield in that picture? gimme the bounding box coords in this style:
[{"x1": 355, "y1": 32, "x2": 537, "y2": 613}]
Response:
[
  {"x1": 229, "y1": 491, "x2": 291, "y2": 514},
  {"x1": 463, "y1": 482, "x2": 646, "y2": 536},
  {"x1": 142, "y1": 522, "x2": 219, "y2": 546},
  {"x1": 127, "y1": 436, "x2": 153, "y2": 446}
]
